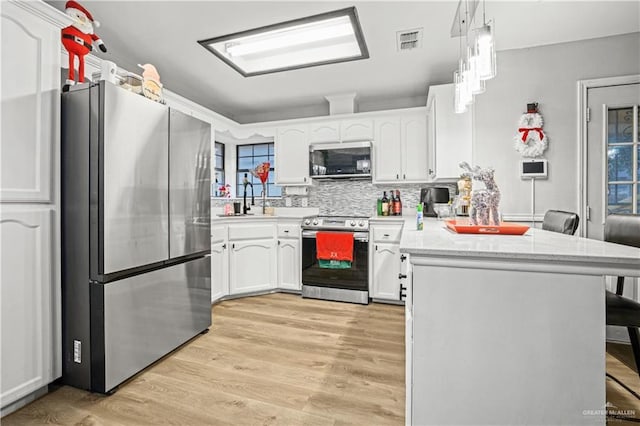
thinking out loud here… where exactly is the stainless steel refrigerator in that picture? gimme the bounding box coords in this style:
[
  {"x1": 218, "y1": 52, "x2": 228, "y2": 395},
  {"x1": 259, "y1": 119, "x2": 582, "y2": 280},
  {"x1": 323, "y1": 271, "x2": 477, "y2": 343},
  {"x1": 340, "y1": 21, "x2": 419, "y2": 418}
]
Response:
[{"x1": 61, "y1": 81, "x2": 211, "y2": 393}]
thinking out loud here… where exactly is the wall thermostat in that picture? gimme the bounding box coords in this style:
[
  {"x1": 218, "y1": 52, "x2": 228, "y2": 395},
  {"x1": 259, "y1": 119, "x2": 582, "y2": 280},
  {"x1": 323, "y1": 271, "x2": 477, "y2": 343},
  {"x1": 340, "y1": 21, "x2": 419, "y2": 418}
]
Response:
[{"x1": 520, "y1": 159, "x2": 548, "y2": 179}]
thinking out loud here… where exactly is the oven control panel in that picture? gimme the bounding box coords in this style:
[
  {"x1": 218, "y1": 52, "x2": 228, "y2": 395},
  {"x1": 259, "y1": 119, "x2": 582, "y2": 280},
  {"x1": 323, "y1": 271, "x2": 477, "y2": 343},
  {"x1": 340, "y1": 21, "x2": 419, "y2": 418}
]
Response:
[{"x1": 303, "y1": 217, "x2": 369, "y2": 231}]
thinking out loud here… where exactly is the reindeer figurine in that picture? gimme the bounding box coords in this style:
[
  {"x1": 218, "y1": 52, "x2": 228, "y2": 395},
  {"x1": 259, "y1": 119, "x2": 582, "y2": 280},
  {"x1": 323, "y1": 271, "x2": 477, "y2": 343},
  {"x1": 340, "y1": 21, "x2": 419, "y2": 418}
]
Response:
[{"x1": 459, "y1": 162, "x2": 501, "y2": 226}]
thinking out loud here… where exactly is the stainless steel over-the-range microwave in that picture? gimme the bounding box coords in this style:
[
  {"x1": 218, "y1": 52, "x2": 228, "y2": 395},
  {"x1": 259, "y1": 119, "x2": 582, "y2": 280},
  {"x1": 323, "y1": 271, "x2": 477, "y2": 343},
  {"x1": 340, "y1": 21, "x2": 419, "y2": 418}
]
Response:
[{"x1": 309, "y1": 141, "x2": 372, "y2": 179}]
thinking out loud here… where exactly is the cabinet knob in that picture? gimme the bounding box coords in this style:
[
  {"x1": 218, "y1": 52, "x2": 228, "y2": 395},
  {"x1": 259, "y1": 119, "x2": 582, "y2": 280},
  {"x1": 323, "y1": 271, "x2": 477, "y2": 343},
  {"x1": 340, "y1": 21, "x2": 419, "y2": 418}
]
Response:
[
  {"x1": 222, "y1": 243, "x2": 226, "y2": 249},
  {"x1": 428, "y1": 168, "x2": 434, "y2": 175},
  {"x1": 278, "y1": 240, "x2": 281, "y2": 245},
  {"x1": 403, "y1": 174, "x2": 406, "y2": 179},
  {"x1": 398, "y1": 273, "x2": 407, "y2": 279},
  {"x1": 396, "y1": 174, "x2": 399, "y2": 179},
  {"x1": 400, "y1": 254, "x2": 407, "y2": 262}
]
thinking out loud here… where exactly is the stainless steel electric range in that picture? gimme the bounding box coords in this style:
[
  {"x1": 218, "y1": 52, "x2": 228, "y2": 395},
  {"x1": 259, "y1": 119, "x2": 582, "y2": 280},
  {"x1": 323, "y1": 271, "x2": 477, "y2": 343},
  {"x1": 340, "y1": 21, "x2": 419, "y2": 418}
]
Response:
[{"x1": 301, "y1": 216, "x2": 369, "y2": 304}]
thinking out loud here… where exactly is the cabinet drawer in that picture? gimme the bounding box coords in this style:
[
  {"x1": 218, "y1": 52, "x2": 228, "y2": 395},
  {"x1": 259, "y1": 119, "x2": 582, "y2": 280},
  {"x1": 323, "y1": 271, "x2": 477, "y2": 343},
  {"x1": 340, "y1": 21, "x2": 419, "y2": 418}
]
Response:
[
  {"x1": 372, "y1": 225, "x2": 403, "y2": 243},
  {"x1": 211, "y1": 225, "x2": 227, "y2": 243},
  {"x1": 278, "y1": 223, "x2": 300, "y2": 238},
  {"x1": 229, "y1": 223, "x2": 274, "y2": 240}
]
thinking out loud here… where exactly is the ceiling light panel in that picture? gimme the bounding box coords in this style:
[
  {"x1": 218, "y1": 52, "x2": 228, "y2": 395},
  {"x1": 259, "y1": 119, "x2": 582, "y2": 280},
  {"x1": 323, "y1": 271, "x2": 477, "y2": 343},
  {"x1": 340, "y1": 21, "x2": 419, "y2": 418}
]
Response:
[{"x1": 198, "y1": 7, "x2": 369, "y2": 77}]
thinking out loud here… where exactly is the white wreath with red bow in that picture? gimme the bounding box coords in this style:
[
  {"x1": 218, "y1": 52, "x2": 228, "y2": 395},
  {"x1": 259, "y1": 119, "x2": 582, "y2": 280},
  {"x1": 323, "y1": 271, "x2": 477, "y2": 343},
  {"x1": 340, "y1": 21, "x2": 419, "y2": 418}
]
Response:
[{"x1": 514, "y1": 112, "x2": 548, "y2": 158}]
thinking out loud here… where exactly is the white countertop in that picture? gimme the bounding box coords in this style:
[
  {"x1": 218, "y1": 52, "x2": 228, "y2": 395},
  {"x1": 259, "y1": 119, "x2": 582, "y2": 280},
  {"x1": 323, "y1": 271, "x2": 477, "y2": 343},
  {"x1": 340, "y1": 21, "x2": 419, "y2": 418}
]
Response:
[{"x1": 400, "y1": 219, "x2": 640, "y2": 273}]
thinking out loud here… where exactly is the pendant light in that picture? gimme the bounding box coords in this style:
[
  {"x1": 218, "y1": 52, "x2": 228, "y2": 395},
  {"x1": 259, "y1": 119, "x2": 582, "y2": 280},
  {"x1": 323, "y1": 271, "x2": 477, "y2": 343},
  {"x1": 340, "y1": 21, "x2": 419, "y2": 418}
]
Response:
[
  {"x1": 453, "y1": 4, "x2": 466, "y2": 113},
  {"x1": 475, "y1": 0, "x2": 496, "y2": 80}
]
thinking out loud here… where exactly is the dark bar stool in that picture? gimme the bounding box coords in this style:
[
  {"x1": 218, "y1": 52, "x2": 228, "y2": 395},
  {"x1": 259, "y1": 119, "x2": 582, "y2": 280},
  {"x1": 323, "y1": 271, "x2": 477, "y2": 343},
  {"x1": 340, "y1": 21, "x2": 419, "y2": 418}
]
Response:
[
  {"x1": 604, "y1": 214, "x2": 640, "y2": 381},
  {"x1": 541, "y1": 210, "x2": 580, "y2": 235}
]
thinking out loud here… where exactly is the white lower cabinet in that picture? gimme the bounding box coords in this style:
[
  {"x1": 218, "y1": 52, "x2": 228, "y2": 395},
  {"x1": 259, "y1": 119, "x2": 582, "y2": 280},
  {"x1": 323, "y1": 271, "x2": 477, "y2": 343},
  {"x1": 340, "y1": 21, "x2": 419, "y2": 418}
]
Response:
[
  {"x1": 1, "y1": 209, "x2": 58, "y2": 408},
  {"x1": 229, "y1": 239, "x2": 277, "y2": 294},
  {"x1": 277, "y1": 221, "x2": 301, "y2": 290},
  {"x1": 277, "y1": 238, "x2": 301, "y2": 290},
  {"x1": 372, "y1": 243, "x2": 402, "y2": 300},
  {"x1": 227, "y1": 222, "x2": 277, "y2": 295},
  {"x1": 370, "y1": 222, "x2": 405, "y2": 302},
  {"x1": 211, "y1": 225, "x2": 229, "y2": 302}
]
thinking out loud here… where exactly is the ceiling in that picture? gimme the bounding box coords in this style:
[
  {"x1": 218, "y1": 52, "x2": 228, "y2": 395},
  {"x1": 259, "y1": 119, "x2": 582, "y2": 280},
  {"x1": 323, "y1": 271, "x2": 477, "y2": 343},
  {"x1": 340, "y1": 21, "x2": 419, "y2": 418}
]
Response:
[{"x1": 46, "y1": 1, "x2": 640, "y2": 124}]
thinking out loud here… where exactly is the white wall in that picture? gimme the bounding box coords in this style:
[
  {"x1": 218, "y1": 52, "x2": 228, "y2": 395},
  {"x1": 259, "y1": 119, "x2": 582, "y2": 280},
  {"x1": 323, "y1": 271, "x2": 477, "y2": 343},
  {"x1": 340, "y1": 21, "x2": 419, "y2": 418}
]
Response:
[{"x1": 473, "y1": 32, "x2": 640, "y2": 218}]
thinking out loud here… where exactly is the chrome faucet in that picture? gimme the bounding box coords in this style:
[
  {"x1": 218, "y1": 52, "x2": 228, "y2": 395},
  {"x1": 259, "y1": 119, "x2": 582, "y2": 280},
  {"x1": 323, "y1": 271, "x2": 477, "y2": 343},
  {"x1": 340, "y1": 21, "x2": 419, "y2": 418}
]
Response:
[{"x1": 242, "y1": 173, "x2": 254, "y2": 214}]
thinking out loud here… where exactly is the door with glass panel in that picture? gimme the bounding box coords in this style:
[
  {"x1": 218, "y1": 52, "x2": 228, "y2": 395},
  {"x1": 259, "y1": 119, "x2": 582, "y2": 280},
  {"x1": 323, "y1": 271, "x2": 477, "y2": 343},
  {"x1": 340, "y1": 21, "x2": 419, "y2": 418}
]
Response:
[
  {"x1": 586, "y1": 83, "x2": 640, "y2": 241},
  {"x1": 586, "y1": 83, "x2": 640, "y2": 342}
]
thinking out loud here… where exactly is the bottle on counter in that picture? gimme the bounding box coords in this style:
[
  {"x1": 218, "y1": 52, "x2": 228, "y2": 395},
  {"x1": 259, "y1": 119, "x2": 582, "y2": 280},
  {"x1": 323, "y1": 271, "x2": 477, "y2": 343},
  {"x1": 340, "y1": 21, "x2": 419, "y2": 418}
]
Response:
[
  {"x1": 376, "y1": 197, "x2": 383, "y2": 216},
  {"x1": 381, "y1": 191, "x2": 389, "y2": 216},
  {"x1": 393, "y1": 190, "x2": 402, "y2": 216},
  {"x1": 416, "y1": 203, "x2": 424, "y2": 230}
]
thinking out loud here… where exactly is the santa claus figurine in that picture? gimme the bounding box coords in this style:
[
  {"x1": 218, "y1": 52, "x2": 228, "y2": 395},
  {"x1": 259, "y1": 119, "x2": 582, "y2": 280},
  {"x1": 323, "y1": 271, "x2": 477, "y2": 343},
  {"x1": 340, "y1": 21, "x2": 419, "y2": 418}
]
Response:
[{"x1": 61, "y1": 1, "x2": 107, "y2": 88}]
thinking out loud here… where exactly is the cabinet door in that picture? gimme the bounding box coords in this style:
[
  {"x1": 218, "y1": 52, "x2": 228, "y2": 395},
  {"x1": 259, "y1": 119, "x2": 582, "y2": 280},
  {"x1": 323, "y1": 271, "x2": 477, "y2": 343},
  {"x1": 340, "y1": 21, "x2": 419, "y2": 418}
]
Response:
[
  {"x1": 426, "y1": 102, "x2": 437, "y2": 179},
  {"x1": 341, "y1": 119, "x2": 373, "y2": 141},
  {"x1": 211, "y1": 241, "x2": 229, "y2": 302},
  {"x1": 402, "y1": 115, "x2": 428, "y2": 182},
  {"x1": 1, "y1": 3, "x2": 59, "y2": 202},
  {"x1": 429, "y1": 84, "x2": 472, "y2": 180},
  {"x1": 373, "y1": 118, "x2": 402, "y2": 182},
  {"x1": 275, "y1": 125, "x2": 310, "y2": 185},
  {"x1": 229, "y1": 239, "x2": 276, "y2": 294},
  {"x1": 372, "y1": 242, "x2": 401, "y2": 300},
  {"x1": 1, "y1": 209, "x2": 56, "y2": 406},
  {"x1": 309, "y1": 121, "x2": 340, "y2": 143},
  {"x1": 277, "y1": 238, "x2": 301, "y2": 290}
]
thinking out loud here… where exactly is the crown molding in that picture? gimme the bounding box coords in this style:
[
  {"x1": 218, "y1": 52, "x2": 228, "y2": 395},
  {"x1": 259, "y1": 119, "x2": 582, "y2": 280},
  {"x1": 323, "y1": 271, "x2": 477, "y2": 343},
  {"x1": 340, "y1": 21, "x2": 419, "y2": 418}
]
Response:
[{"x1": 9, "y1": 0, "x2": 73, "y2": 29}]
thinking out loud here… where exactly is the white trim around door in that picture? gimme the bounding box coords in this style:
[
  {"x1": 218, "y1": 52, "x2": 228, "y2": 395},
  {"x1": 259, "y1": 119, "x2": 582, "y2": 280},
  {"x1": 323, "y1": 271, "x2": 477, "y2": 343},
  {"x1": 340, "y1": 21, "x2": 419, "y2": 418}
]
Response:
[{"x1": 576, "y1": 74, "x2": 640, "y2": 237}]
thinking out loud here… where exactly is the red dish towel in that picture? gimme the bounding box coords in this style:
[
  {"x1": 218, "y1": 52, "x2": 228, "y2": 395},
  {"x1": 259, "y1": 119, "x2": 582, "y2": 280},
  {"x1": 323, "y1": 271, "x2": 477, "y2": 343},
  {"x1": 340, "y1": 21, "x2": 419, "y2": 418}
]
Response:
[{"x1": 316, "y1": 232, "x2": 354, "y2": 262}]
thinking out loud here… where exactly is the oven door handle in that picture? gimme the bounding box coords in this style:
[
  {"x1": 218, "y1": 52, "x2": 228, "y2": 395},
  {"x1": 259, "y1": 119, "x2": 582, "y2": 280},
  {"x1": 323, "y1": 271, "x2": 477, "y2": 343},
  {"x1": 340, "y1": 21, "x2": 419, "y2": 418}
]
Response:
[{"x1": 302, "y1": 230, "x2": 369, "y2": 242}]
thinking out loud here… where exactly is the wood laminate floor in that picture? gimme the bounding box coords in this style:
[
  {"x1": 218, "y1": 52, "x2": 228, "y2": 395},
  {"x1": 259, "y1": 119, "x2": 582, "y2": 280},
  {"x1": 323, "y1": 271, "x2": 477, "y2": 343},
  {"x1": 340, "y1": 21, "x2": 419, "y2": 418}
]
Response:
[
  {"x1": 3, "y1": 293, "x2": 640, "y2": 425},
  {"x1": 4, "y1": 294, "x2": 405, "y2": 425}
]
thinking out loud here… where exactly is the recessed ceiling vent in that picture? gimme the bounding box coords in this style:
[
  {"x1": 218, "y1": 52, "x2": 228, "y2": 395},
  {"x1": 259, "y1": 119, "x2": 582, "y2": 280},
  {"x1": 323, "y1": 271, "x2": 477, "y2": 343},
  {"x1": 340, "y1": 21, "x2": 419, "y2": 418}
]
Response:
[{"x1": 396, "y1": 28, "x2": 423, "y2": 51}]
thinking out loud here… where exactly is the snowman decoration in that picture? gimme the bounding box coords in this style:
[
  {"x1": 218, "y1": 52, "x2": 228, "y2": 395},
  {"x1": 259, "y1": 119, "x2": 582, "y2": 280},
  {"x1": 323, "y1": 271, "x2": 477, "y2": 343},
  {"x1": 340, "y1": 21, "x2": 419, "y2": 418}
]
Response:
[
  {"x1": 514, "y1": 103, "x2": 548, "y2": 158},
  {"x1": 61, "y1": 1, "x2": 107, "y2": 88}
]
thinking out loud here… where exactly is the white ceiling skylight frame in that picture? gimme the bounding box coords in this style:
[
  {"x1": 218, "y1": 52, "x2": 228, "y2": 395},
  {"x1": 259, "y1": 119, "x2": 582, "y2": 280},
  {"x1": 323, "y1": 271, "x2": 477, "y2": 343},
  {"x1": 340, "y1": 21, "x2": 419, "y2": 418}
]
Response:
[{"x1": 198, "y1": 7, "x2": 369, "y2": 77}]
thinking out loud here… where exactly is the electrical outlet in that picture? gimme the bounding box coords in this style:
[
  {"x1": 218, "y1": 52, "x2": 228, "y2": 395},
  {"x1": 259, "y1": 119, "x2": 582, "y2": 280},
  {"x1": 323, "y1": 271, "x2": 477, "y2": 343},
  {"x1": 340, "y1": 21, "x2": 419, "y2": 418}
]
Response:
[
  {"x1": 73, "y1": 340, "x2": 81, "y2": 363},
  {"x1": 301, "y1": 198, "x2": 308, "y2": 207},
  {"x1": 285, "y1": 197, "x2": 292, "y2": 207}
]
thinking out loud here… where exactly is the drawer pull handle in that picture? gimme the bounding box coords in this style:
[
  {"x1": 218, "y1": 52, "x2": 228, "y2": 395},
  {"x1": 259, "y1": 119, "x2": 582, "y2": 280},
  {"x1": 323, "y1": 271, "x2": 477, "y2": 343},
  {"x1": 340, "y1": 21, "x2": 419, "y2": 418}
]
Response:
[
  {"x1": 398, "y1": 273, "x2": 407, "y2": 279},
  {"x1": 399, "y1": 284, "x2": 407, "y2": 300},
  {"x1": 284, "y1": 230, "x2": 289, "y2": 233},
  {"x1": 384, "y1": 233, "x2": 390, "y2": 237}
]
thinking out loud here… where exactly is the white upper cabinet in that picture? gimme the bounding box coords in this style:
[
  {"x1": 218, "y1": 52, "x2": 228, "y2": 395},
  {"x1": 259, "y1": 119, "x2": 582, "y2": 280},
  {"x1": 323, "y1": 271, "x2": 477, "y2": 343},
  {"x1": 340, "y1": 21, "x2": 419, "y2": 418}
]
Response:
[
  {"x1": 401, "y1": 114, "x2": 428, "y2": 182},
  {"x1": 340, "y1": 118, "x2": 373, "y2": 141},
  {"x1": 309, "y1": 121, "x2": 340, "y2": 143},
  {"x1": 374, "y1": 112, "x2": 428, "y2": 183},
  {"x1": 1, "y1": 1, "x2": 61, "y2": 202},
  {"x1": 426, "y1": 84, "x2": 472, "y2": 180},
  {"x1": 374, "y1": 117, "x2": 403, "y2": 182},
  {"x1": 275, "y1": 124, "x2": 310, "y2": 185}
]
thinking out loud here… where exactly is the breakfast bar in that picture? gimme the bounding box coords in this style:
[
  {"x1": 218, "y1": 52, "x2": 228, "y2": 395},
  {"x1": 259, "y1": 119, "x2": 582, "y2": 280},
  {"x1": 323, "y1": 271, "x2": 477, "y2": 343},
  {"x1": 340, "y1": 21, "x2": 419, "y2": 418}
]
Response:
[{"x1": 400, "y1": 220, "x2": 640, "y2": 426}]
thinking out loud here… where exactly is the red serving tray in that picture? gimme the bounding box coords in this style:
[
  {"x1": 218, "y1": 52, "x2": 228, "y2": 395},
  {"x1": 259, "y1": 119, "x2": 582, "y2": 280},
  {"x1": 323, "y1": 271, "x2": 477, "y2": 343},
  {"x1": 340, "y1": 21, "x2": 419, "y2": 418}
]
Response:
[{"x1": 445, "y1": 219, "x2": 530, "y2": 235}]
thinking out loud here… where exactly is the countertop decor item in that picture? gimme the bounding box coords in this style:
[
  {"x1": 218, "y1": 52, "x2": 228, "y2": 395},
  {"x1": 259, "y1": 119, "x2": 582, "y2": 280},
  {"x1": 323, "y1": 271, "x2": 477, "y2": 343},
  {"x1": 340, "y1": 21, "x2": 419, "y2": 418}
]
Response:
[
  {"x1": 514, "y1": 103, "x2": 548, "y2": 158},
  {"x1": 138, "y1": 63, "x2": 164, "y2": 103},
  {"x1": 250, "y1": 162, "x2": 270, "y2": 214},
  {"x1": 445, "y1": 219, "x2": 529, "y2": 235},
  {"x1": 459, "y1": 161, "x2": 501, "y2": 226}
]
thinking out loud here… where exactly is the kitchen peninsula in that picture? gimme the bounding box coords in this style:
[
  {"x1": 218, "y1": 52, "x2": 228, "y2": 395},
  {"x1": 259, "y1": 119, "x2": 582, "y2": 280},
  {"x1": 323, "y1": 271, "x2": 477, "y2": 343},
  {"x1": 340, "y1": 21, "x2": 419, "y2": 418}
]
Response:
[{"x1": 400, "y1": 220, "x2": 640, "y2": 426}]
